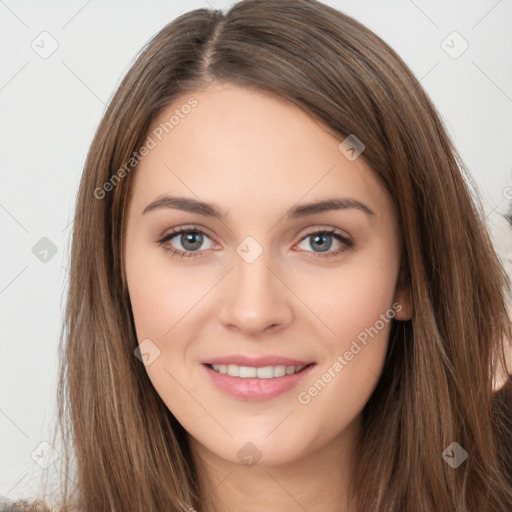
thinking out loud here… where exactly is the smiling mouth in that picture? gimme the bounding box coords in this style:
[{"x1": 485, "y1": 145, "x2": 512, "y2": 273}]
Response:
[{"x1": 205, "y1": 362, "x2": 315, "y2": 379}]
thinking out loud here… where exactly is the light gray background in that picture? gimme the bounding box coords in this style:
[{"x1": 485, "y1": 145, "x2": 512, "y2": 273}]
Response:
[{"x1": 1, "y1": 0, "x2": 511, "y2": 502}]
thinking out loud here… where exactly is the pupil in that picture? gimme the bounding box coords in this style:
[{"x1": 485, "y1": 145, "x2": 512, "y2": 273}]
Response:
[
  {"x1": 312, "y1": 233, "x2": 331, "y2": 252},
  {"x1": 182, "y1": 232, "x2": 203, "y2": 250}
]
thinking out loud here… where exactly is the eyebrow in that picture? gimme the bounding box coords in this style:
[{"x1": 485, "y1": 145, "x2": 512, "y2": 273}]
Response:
[{"x1": 142, "y1": 195, "x2": 375, "y2": 219}]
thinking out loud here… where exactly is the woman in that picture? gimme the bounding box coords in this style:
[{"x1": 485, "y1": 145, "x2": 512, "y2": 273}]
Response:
[{"x1": 6, "y1": 0, "x2": 512, "y2": 510}]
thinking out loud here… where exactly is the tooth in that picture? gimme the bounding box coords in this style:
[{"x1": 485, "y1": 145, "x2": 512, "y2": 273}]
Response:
[
  {"x1": 210, "y1": 363, "x2": 308, "y2": 377},
  {"x1": 239, "y1": 366, "x2": 257, "y2": 378},
  {"x1": 256, "y1": 366, "x2": 274, "y2": 379},
  {"x1": 273, "y1": 365, "x2": 287, "y2": 377},
  {"x1": 227, "y1": 364, "x2": 239, "y2": 377}
]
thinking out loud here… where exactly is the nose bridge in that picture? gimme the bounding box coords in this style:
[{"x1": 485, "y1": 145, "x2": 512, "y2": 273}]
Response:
[{"x1": 217, "y1": 240, "x2": 293, "y2": 333}]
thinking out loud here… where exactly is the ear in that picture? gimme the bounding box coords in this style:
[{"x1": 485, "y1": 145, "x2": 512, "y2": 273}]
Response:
[
  {"x1": 393, "y1": 284, "x2": 414, "y2": 321},
  {"x1": 392, "y1": 263, "x2": 414, "y2": 321}
]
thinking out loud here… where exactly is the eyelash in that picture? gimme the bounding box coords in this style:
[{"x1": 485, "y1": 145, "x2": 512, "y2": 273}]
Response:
[{"x1": 156, "y1": 225, "x2": 354, "y2": 261}]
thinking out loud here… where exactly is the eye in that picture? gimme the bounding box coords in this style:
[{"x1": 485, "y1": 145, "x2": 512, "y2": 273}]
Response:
[
  {"x1": 156, "y1": 226, "x2": 215, "y2": 259},
  {"x1": 295, "y1": 228, "x2": 353, "y2": 259}
]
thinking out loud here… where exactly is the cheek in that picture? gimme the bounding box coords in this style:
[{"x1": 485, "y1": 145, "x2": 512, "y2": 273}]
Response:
[
  {"x1": 300, "y1": 250, "x2": 400, "y2": 347},
  {"x1": 125, "y1": 239, "x2": 203, "y2": 340},
  {"x1": 292, "y1": 246, "x2": 399, "y2": 411},
  {"x1": 128, "y1": 276, "x2": 177, "y2": 340}
]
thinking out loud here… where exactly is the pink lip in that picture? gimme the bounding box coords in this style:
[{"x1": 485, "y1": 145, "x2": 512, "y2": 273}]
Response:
[
  {"x1": 201, "y1": 355, "x2": 314, "y2": 367},
  {"x1": 201, "y1": 362, "x2": 316, "y2": 401}
]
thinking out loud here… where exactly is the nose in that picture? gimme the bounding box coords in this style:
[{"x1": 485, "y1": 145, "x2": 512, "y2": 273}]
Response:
[{"x1": 217, "y1": 251, "x2": 294, "y2": 336}]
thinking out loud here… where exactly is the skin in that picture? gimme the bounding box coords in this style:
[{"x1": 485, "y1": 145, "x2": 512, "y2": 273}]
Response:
[{"x1": 123, "y1": 82, "x2": 412, "y2": 512}]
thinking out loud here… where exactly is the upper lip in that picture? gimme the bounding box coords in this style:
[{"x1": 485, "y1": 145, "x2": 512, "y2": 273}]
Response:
[{"x1": 202, "y1": 355, "x2": 315, "y2": 367}]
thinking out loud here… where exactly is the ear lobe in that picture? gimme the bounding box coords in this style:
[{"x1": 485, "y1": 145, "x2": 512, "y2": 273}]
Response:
[
  {"x1": 393, "y1": 285, "x2": 414, "y2": 321},
  {"x1": 392, "y1": 257, "x2": 414, "y2": 321}
]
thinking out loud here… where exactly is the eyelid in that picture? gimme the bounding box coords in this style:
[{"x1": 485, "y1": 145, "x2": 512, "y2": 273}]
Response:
[
  {"x1": 297, "y1": 225, "x2": 351, "y2": 241},
  {"x1": 157, "y1": 223, "x2": 214, "y2": 239}
]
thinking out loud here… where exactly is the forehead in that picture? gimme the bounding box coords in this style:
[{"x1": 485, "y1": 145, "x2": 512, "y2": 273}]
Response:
[{"x1": 128, "y1": 83, "x2": 391, "y2": 220}]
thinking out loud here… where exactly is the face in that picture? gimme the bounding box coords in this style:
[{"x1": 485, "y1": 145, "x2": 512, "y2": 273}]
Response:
[{"x1": 123, "y1": 82, "x2": 411, "y2": 467}]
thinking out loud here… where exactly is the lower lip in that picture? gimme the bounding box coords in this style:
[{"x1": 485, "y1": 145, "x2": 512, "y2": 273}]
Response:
[{"x1": 202, "y1": 363, "x2": 316, "y2": 401}]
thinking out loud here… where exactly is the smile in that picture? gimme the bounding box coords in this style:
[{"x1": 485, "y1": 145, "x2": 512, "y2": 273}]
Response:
[{"x1": 208, "y1": 363, "x2": 309, "y2": 379}]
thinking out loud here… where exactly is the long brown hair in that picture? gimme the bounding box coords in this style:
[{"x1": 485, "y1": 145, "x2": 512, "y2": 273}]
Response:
[{"x1": 10, "y1": 0, "x2": 512, "y2": 510}]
